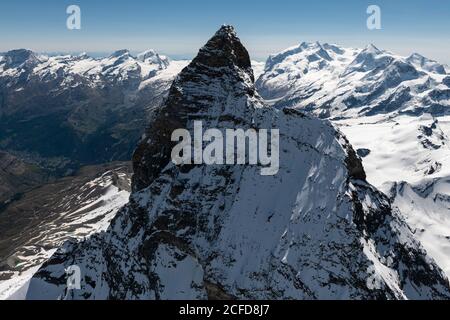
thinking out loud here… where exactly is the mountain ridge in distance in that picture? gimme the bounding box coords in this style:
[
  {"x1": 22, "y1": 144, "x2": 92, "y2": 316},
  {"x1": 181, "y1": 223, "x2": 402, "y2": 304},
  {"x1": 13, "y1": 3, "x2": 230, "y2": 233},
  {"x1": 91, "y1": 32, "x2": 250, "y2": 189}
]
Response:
[
  {"x1": 256, "y1": 41, "x2": 449, "y2": 119},
  {"x1": 0, "y1": 47, "x2": 189, "y2": 178}
]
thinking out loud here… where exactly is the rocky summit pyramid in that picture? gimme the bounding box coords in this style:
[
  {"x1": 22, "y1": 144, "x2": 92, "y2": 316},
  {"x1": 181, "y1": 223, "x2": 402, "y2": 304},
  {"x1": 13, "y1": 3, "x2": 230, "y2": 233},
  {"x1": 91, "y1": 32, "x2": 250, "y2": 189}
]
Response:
[{"x1": 25, "y1": 26, "x2": 450, "y2": 300}]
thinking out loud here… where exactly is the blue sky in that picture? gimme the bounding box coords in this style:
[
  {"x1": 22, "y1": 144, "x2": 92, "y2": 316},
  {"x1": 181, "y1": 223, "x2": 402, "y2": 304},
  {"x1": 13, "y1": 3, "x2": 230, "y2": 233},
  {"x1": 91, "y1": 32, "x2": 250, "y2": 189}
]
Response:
[{"x1": 0, "y1": 0, "x2": 449, "y2": 63}]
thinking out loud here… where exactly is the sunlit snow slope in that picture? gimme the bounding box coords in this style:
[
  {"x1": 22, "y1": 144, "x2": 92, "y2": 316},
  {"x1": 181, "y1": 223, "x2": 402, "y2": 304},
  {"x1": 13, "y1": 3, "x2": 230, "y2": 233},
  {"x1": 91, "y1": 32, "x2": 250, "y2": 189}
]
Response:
[
  {"x1": 0, "y1": 163, "x2": 131, "y2": 299},
  {"x1": 256, "y1": 41, "x2": 450, "y2": 279}
]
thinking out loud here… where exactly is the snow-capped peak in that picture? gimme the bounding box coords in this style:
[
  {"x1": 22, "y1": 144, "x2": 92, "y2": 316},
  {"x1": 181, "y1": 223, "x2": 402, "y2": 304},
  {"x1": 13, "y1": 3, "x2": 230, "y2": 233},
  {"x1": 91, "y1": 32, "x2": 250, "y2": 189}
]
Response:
[
  {"x1": 0, "y1": 47, "x2": 184, "y2": 90},
  {"x1": 137, "y1": 49, "x2": 157, "y2": 61},
  {"x1": 216, "y1": 24, "x2": 238, "y2": 38},
  {"x1": 407, "y1": 52, "x2": 446, "y2": 74},
  {"x1": 77, "y1": 52, "x2": 90, "y2": 59},
  {"x1": 364, "y1": 43, "x2": 383, "y2": 55},
  {"x1": 344, "y1": 44, "x2": 391, "y2": 74},
  {"x1": 299, "y1": 41, "x2": 323, "y2": 50},
  {"x1": 267, "y1": 41, "x2": 336, "y2": 66},
  {"x1": 257, "y1": 42, "x2": 357, "y2": 100},
  {"x1": 137, "y1": 49, "x2": 170, "y2": 69},
  {"x1": 1, "y1": 49, "x2": 41, "y2": 69},
  {"x1": 109, "y1": 49, "x2": 131, "y2": 58},
  {"x1": 257, "y1": 41, "x2": 448, "y2": 119}
]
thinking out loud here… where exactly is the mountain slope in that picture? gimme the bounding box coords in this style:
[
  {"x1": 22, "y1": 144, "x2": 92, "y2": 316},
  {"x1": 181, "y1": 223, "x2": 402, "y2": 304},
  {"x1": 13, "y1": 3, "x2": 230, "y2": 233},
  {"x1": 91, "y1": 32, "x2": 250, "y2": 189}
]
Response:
[
  {"x1": 0, "y1": 162, "x2": 131, "y2": 300},
  {"x1": 337, "y1": 114, "x2": 450, "y2": 280},
  {"x1": 385, "y1": 178, "x2": 450, "y2": 279},
  {"x1": 20, "y1": 26, "x2": 450, "y2": 300},
  {"x1": 256, "y1": 42, "x2": 450, "y2": 281},
  {"x1": 0, "y1": 151, "x2": 51, "y2": 205},
  {"x1": 0, "y1": 49, "x2": 188, "y2": 174}
]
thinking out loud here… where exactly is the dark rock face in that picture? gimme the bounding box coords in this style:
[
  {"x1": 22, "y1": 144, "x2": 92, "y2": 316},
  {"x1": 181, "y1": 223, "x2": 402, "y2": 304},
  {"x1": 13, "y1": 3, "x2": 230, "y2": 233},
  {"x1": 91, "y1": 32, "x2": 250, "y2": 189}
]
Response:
[
  {"x1": 25, "y1": 26, "x2": 450, "y2": 300},
  {"x1": 132, "y1": 25, "x2": 255, "y2": 191},
  {"x1": 357, "y1": 148, "x2": 371, "y2": 158},
  {"x1": 443, "y1": 76, "x2": 450, "y2": 88},
  {"x1": 340, "y1": 135, "x2": 367, "y2": 181},
  {"x1": 194, "y1": 25, "x2": 252, "y2": 71}
]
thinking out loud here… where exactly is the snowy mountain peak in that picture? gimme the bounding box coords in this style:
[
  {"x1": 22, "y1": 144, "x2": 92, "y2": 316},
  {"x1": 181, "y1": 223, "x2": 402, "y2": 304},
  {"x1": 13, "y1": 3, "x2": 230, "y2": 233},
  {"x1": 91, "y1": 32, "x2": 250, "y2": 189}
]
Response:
[
  {"x1": 109, "y1": 49, "x2": 131, "y2": 59},
  {"x1": 263, "y1": 41, "x2": 344, "y2": 78},
  {"x1": 216, "y1": 24, "x2": 238, "y2": 38},
  {"x1": 322, "y1": 43, "x2": 346, "y2": 54},
  {"x1": 193, "y1": 24, "x2": 252, "y2": 74},
  {"x1": 409, "y1": 52, "x2": 427, "y2": 62},
  {"x1": 347, "y1": 44, "x2": 387, "y2": 70},
  {"x1": 137, "y1": 49, "x2": 170, "y2": 69},
  {"x1": 300, "y1": 42, "x2": 333, "y2": 60},
  {"x1": 77, "y1": 52, "x2": 89, "y2": 59},
  {"x1": 364, "y1": 43, "x2": 382, "y2": 54},
  {"x1": 137, "y1": 49, "x2": 157, "y2": 61},
  {"x1": 0, "y1": 46, "x2": 184, "y2": 91},
  {"x1": 1, "y1": 49, "x2": 41, "y2": 69},
  {"x1": 407, "y1": 52, "x2": 447, "y2": 74},
  {"x1": 299, "y1": 41, "x2": 323, "y2": 50},
  {"x1": 4, "y1": 48, "x2": 37, "y2": 59},
  {"x1": 257, "y1": 41, "x2": 449, "y2": 119}
]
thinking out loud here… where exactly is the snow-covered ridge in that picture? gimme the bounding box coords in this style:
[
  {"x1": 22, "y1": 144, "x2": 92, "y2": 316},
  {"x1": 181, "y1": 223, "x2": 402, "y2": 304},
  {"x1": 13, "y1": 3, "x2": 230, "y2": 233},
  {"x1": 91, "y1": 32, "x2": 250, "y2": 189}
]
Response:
[
  {"x1": 256, "y1": 41, "x2": 449, "y2": 119},
  {"x1": 0, "y1": 48, "x2": 187, "y2": 88}
]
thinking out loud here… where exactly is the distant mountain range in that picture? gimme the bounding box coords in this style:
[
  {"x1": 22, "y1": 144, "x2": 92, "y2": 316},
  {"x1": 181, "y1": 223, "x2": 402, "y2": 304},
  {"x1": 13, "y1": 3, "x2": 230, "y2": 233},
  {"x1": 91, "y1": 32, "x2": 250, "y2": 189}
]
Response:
[
  {"x1": 0, "y1": 49, "x2": 188, "y2": 175},
  {"x1": 256, "y1": 41, "x2": 449, "y2": 119}
]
